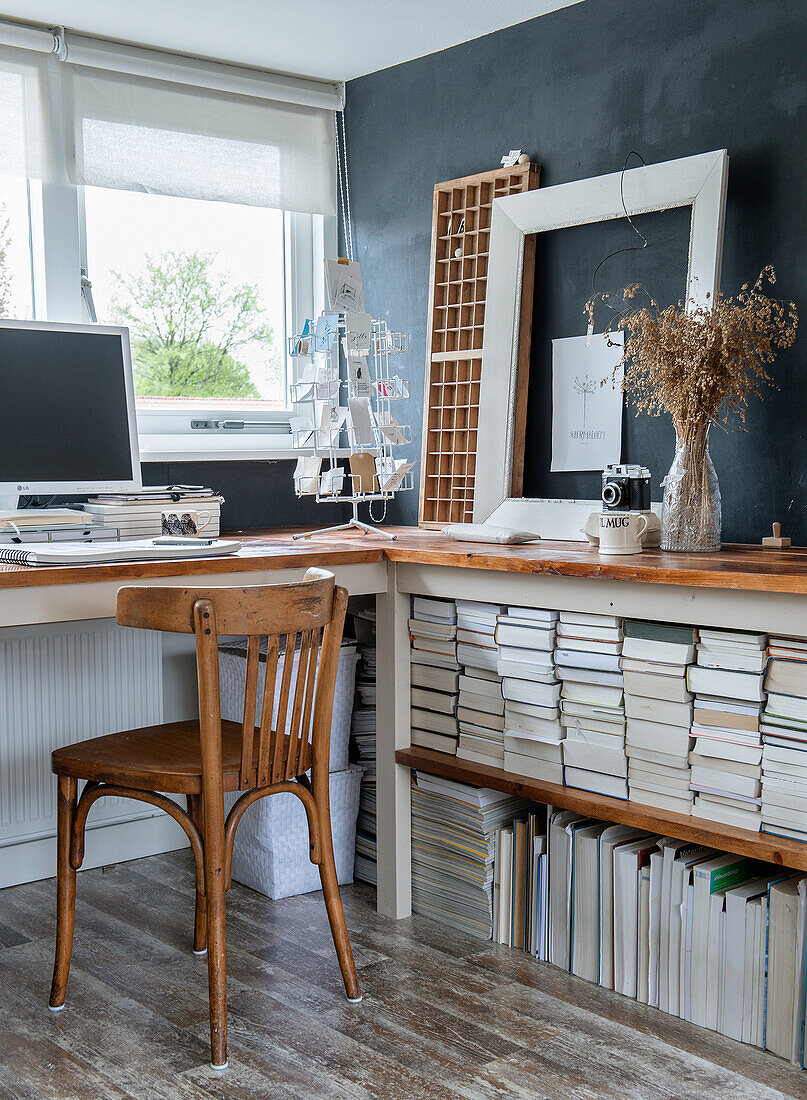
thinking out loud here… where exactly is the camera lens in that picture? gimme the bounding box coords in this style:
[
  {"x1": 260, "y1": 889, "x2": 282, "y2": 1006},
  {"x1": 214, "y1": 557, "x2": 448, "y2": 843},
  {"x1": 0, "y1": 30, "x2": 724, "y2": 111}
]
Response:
[{"x1": 602, "y1": 481, "x2": 622, "y2": 507}]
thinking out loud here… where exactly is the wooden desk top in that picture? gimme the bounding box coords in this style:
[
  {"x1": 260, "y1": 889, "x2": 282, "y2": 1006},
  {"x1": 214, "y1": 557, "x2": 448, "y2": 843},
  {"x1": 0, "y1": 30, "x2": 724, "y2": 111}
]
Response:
[{"x1": 2, "y1": 526, "x2": 807, "y2": 594}]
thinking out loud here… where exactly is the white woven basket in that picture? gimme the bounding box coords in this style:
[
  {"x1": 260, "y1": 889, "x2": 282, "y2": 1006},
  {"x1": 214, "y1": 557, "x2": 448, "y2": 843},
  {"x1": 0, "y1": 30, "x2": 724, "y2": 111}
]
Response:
[
  {"x1": 218, "y1": 640, "x2": 357, "y2": 774},
  {"x1": 224, "y1": 766, "x2": 363, "y2": 900}
]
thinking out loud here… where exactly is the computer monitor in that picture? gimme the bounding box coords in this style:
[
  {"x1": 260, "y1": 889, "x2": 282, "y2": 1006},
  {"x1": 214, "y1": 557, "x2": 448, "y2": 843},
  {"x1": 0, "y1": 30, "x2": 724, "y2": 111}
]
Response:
[{"x1": 0, "y1": 319, "x2": 142, "y2": 503}]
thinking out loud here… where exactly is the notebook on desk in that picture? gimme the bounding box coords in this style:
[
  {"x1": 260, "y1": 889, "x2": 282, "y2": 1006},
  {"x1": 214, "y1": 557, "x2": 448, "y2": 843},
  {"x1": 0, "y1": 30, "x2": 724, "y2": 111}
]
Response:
[{"x1": 0, "y1": 538, "x2": 242, "y2": 567}]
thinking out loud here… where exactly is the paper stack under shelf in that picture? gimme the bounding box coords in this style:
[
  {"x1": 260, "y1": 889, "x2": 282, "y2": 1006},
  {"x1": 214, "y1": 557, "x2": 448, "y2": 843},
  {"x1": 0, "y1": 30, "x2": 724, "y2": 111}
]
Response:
[
  {"x1": 349, "y1": 600, "x2": 378, "y2": 885},
  {"x1": 410, "y1": 770, "x2": 530, "y2": 939}
]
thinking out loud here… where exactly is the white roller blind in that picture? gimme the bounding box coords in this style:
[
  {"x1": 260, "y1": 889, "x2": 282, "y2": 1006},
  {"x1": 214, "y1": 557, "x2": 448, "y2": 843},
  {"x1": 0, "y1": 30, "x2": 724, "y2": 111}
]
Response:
[
  {"x1": 61, "y1": 64, "x2": 336, "y2": 215},
  {"x1": 0, "y1": 43, "x2": 53, "y2": 180}
]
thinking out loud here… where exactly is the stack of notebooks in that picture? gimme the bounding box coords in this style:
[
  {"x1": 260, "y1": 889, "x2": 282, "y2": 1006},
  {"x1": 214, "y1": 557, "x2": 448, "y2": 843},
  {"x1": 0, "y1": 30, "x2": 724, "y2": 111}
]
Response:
[
  {"x1": 622, "y1": 620, "x2": 697, "y2": 815},
  {"x1": 455, "y1": 600, "x2": 506, "y2": 767},
  {"x1": 497, "y1": 606, "x2": 563, "y2": 782},
  {"x1": 82, "y1": 485, "x2": 223, "y2": 538},
  {"x1": 761, "y1": 637, "x2": 807, "y2": 841},
  {"x1": 555, "y1": 612, "x2": 627, "y2": 799},
  {"x1": 410, "y1": 771, "x2": 530, "y2": 939},
  {"x1": 687, "y1": 629, "x2": 768, "y2": 831},
  {"x1": 409, "y1": 596, "x2": 459, "y2": 753},
  {"x1": 348, "y1": 601, "x2": 378, "y2": 885}
]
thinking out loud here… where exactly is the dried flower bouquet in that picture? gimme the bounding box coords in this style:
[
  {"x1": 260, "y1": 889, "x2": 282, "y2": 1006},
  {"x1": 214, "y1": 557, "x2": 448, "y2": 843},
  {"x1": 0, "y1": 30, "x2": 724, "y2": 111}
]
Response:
[{"x1": 586, "y1": 266, "x2": 798, "y2": 550}]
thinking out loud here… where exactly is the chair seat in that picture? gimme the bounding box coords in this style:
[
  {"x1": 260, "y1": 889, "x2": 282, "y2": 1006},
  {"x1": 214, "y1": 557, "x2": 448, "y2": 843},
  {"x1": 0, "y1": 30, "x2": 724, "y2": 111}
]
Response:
[{"x1": 51, "y1": 720, "x2": 275, "y2": 794}]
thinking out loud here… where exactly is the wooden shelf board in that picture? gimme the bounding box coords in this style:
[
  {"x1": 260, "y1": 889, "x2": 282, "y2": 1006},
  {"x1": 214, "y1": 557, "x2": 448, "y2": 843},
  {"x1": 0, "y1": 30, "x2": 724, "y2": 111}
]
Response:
[{"x1": 396, "y1": 746, "x2": 807, "y2": 871}]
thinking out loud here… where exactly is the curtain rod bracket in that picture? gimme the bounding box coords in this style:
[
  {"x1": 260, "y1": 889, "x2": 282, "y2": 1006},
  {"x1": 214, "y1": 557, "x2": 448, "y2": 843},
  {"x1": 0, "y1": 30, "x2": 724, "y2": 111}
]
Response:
[{"x1": 50, "y1": 26, "x2": 68, "y2": 61}]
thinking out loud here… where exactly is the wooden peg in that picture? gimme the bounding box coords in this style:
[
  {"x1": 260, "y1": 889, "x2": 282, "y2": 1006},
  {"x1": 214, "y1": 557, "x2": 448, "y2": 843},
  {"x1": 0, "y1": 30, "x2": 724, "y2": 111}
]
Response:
[{"x1": 762, "y1": 521, "x2": 792, "y2": 549}]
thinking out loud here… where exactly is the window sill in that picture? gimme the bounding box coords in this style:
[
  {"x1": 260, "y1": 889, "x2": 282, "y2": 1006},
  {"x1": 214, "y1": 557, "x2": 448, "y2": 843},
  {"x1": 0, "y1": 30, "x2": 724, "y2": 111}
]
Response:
[{"x1": 138, "y1": 434, "x2": 298, "y2": 463}]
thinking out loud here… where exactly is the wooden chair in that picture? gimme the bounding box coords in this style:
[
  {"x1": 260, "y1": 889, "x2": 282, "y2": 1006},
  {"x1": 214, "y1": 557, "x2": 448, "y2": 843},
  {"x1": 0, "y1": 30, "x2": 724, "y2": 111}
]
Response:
[{"x1": 48, "y1": 568, "x2": 362, "y2": 1069}]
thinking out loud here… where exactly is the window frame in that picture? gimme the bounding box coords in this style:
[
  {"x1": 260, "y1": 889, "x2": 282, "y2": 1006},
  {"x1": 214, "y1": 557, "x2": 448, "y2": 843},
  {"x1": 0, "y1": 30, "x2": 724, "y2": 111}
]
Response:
[{"x1": 30, "y1": 181, "x2": 334, "y2": 461}]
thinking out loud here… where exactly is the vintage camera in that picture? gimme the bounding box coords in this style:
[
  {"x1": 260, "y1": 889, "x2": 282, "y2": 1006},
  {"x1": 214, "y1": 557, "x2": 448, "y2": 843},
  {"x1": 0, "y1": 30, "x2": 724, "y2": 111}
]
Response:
[{"x1": 601, "y1": 464, "x2": 651, "y2": 512}]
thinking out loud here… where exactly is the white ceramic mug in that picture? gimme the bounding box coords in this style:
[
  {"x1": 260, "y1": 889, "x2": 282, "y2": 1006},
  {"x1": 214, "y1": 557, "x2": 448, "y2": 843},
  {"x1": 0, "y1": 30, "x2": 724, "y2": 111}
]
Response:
[
  {"x1": 161, "y1": 509, "x2": 212, "y2": 537},
  {"x1": 596, "y1": 511, "x2": 649, "y2": 555}
]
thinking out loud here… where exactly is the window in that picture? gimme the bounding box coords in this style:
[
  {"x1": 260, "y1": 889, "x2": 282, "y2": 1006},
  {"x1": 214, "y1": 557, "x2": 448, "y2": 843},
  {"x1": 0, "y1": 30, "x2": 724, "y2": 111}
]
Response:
[
  {"x1": 83, "y1": 187, "x2": 290, "y2": 410},
  {"x1": 0, "y1": 173, "x2": 34, "y2": 319},
  {"x1": 0, "y1": 26, "x2": 341, "y2": 459}
]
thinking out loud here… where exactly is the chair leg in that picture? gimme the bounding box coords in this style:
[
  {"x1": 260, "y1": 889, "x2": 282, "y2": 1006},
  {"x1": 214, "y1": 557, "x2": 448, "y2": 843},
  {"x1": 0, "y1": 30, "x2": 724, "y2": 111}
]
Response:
[
  {"x1": 203, "y1": 799, "x2": 228, "y2": 1069},
  {"x1": 49, "y1": 775, "x2": 78, "y2": 1011},
  {"x1": 186, "y1": 795, "x2": 208, "y2": 956},
  {"x1": 316, "y1": 803, "x2": 362, "y2": 1003}
]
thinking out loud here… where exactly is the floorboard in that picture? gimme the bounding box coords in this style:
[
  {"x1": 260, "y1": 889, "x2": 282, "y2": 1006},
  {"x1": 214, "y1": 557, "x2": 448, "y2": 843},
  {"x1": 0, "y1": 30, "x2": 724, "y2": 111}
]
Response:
[{"x1": 1, "y1": 851, "x2": 806, "y2": 1099}]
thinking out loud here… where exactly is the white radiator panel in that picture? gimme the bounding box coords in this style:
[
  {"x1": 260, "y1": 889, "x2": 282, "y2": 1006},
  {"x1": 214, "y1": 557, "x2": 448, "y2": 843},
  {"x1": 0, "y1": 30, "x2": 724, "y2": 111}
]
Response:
[{"x1": 0, "y1": 619, "x2": 163, "y2": 847}]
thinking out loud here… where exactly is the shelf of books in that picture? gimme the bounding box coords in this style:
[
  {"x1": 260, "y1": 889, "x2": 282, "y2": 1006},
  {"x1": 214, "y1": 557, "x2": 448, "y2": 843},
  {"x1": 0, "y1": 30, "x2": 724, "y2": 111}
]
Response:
[{"x1": 402, "y1": 595, "x2": 807, "y2": 1068}]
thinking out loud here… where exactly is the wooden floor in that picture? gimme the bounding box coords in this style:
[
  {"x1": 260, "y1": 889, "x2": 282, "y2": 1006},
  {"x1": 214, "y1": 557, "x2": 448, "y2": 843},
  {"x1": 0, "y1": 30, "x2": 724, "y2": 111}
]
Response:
[{"x1": 1, "y1": 852, "x2": 807, "y2": 1099}]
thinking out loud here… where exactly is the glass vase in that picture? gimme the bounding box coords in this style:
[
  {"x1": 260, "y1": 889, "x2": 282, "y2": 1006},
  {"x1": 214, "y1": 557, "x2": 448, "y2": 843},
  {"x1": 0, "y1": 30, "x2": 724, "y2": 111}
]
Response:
[{"x1": 660, "y1": 424, "x2": 721, "y2": 552}]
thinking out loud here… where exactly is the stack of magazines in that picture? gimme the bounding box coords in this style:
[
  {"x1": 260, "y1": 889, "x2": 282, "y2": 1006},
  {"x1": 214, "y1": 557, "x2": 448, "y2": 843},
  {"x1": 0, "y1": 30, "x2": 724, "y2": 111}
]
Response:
[{"x1": 410, "y1": 770, "x2": 530, "y2": 939}]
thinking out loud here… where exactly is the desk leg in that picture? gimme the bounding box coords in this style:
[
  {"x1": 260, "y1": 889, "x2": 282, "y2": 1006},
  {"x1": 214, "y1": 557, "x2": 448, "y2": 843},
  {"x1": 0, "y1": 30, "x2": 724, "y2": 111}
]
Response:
[{"x1": 375, "y1": 563, "x2": 412, "y2": 919}]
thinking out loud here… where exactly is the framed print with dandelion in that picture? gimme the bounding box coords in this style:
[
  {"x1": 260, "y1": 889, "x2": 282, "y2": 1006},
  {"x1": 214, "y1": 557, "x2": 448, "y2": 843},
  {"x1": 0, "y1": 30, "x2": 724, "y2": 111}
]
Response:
[{"x1": 550, "y1": 331, "x2": 623, "y2": 472}]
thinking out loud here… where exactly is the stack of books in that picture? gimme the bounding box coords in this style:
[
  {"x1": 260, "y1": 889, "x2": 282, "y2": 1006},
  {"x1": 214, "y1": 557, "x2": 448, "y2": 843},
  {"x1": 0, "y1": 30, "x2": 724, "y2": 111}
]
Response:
[
  {"x1": 687, "y1": 629, "x2": 768, "y2": 831},
  {"x1": 761, "y1": 637, "x2": 807, "y2": 841},
  {"x1": 455, "y1": 600, "x2": 506, "y2": 767},
  {"x1": 410, "y1": 770, "x2": 530, "y2": 939},
  {"x1": 496, "y1": 606, "x2": 563, "y2": 783},
  {"x1": 348, "y1": 601, "x2": 378, "y2": 884},
  {"x1": 487, "y1": 799, "x2": 807, "y2": 1060},
  {"x1": 83, "y1": 485, "x2": 222, "y2": 538},
  {"x1": 409, "y1": 596, "x2": 459, "y2": 753},
  {"x1": 621, "y1": 620, "x2": 697, "y2": 815},
  {"x1": 555, "y1": 612, "x2": 627, "y2": 798},
  {"x1": 492, "y1": 809, "x2": 547, "y2": 954}
]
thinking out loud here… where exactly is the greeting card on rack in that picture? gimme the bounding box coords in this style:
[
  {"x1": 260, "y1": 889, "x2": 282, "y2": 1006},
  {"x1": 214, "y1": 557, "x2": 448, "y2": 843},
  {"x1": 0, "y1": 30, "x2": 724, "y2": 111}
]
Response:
[
  {"x1": 314, "y1": 313, "x2": 338, "y2": 352},
  {"x1": 325, "y1": 260, "x2": 365, "y2": 312},
  {"x1": 376, "y1": 457, "x2": 414, "y2": 493},
  {"x1": 377, "y1": 413, "x2": 406, "y2": 446},
  {"x1": 344, "y1": 313, "x2": 372, "y2": 353},
  {"x1": 349, "y1": 451, "x2": 378, "y2": 493},
  {"x1": 319, "y1": 467, "x2": 345, "y2": 496},
  {"x1": 348, "y1": 353, "x2": 371, "y2": 397},
  {"x1": 348, "y1": 396, "x2": 374, "y2": 446},
  {"x1": 294, "y1": 456, "x2": 321, "y2": 494},
  {"x1": 290, "y1": 414, "x2": 315, "y2": 446}
]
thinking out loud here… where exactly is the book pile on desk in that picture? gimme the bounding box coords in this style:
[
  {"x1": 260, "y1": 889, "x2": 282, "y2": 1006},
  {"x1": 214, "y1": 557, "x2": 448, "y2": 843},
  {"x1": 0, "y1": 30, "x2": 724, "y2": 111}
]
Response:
[
  {"x1": 761, "y1": 637, "x2": 807, "y2": 841},
  {"x1": 555, "y1": 612, "x2": 627, "y2": 799},
  {"x1": 410, "y1": 771, "x2": 530, "y2": 939},
  {"x1": 455, "y1": 600, "x2": 506, "y2": 767},
  {"x1": 409, "y1": 596, "x2": 459, "y2": 754},
  {"x1": 622, "y1": 620, "x2": 697, "y2": 815},
  {"x1": 687, "y1": 629, "x2": 767, "y2": 831},
  {"x1": 349, "y1": 601, "x2": 378, "y2": 885},
  {"x1": 496, "y1": 606, "x2": 562, "y2": 783},
  {"x1": 82, "y1": 485, "x2": 223, "y2": 538}
]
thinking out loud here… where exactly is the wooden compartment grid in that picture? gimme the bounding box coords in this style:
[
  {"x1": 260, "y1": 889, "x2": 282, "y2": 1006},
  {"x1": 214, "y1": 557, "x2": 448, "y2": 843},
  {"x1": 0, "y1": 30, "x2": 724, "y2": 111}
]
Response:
[{"x1": 419, "y1": 162, "x2": 540, "y2": 527}]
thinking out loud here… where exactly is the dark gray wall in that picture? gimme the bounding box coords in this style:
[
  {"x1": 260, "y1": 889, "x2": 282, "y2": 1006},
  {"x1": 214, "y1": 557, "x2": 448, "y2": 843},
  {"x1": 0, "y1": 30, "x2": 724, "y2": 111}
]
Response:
[
  {"x1": 141, "y1": 461, "x2": 347, "y2": 531},
  {"x1": 344, "y1": 0, "x2": 807, "y2": 542}
]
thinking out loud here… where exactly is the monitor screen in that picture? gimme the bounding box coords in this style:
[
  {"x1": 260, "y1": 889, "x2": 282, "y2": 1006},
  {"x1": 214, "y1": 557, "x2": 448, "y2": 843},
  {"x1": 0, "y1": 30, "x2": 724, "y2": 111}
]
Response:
[{"x1": 0, "y1": 323, "x2": 140, "y2": 492}]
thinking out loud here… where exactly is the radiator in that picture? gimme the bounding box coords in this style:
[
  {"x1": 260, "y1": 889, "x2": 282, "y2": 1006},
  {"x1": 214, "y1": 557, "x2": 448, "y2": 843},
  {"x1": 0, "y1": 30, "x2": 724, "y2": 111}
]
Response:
[{"x1": 0, "y1": 619, "x2": 163, "y2": 848}]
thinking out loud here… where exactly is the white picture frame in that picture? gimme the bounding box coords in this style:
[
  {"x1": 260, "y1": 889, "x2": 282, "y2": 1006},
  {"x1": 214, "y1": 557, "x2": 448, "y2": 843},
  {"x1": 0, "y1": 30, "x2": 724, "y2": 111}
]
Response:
[{"x1": 473, "y1": 149, "x2": 729, "y2": 535}]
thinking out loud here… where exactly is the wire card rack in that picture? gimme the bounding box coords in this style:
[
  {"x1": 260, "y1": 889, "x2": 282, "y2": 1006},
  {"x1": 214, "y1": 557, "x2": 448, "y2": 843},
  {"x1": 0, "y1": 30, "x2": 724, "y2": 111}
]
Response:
[{"x1": 289, "y1": 312, "x2": 415, "y2": 541}]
